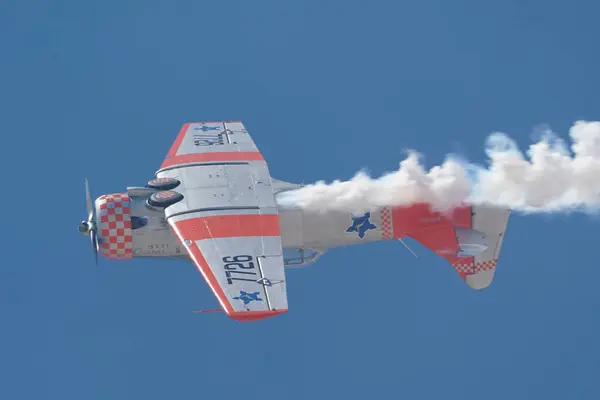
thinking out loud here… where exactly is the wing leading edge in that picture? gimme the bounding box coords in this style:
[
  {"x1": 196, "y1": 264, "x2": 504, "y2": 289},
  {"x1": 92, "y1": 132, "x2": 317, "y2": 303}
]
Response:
[{"x1": 157, "y1": 122, "x2": 288, "y2": 321}]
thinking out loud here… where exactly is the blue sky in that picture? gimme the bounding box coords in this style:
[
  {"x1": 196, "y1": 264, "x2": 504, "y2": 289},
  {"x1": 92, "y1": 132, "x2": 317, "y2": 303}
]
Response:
[{"x1": 1, "y1": 1, "x2": 599, "y2": 398}]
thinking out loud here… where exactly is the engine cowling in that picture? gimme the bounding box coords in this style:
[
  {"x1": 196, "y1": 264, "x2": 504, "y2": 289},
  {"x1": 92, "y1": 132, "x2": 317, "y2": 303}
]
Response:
[{"x1": 95, "y1": 193, "x2": 133, "y2": 260}]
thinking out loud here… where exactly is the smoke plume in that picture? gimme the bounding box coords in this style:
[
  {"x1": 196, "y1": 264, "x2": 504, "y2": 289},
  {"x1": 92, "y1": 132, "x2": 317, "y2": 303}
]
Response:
[{"x1": 276, "y1": 121, "x2": 600, "y2": 214}]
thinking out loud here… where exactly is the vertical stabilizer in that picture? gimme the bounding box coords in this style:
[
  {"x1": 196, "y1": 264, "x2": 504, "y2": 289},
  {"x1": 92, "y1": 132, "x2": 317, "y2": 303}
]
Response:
[{"x1": 461, "y1": 205, "x2": 511, "y2": 289}]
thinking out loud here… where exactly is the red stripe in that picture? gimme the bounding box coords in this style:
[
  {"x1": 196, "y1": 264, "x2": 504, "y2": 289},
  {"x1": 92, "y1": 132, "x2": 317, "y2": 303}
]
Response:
[
  {"x1": 175, "y1": 214, "x2": 280, "y2": 240},
  {"x1": 229, "y1": 309, "x2": 287, "y2": 322},
  {"x1": 161, "y1": 151, "x2": 264, "y2": 169},
  {"x1": 166, "y1": 123, "x2": 191, "y2": 158},
  {"x1": 189, "y1": 120, "x2": 242, "y2": 124}
]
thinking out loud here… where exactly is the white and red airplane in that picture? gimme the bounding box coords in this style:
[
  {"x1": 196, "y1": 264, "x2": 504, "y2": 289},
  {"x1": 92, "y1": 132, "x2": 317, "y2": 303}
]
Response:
[{"x1": 78, "y1": 121, "x2": 511, "y2": 322}]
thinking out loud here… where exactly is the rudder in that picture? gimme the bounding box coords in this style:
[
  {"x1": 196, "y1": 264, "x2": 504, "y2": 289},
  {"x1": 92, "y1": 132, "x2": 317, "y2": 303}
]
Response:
[{"x1": 460, "y1": 205, "x2": 511, "y2": 289}]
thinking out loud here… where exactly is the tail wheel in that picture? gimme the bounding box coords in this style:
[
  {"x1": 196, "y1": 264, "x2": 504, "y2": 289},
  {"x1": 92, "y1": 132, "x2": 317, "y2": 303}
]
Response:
[
  {"x1": 147, "y1": 190, "x2": 184, "y2": 208},
  {"x1": 146, "y1": 177, "x2": 180, "y2": 191}
]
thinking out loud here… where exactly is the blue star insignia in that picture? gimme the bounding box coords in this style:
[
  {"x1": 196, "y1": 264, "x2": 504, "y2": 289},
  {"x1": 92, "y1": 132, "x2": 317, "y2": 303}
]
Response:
[
  {"x1": 233, "y1": 291, "x2": 263, "y2": 305},
  {"x1": 346, "y1": 212, "x2": 377, "y2": 239},
  {"x1": 193, "y1": 125, "x2": 220, "y2": 132}
]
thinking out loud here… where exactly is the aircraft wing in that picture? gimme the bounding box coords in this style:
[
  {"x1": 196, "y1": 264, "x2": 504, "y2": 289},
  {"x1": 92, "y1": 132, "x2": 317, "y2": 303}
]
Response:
[{"x1": 156, "y1": 121, "x2": 288, "y2": 321}]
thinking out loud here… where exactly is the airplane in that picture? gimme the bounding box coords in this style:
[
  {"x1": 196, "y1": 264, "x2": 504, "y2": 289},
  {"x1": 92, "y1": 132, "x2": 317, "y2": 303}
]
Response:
[{"x1": 78, "y1": 121, "x2": 511, "y2": 322}]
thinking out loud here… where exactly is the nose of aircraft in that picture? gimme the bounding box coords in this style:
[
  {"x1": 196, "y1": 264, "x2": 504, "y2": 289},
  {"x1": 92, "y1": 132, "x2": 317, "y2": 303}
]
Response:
[
  {"x1": 94, "y1": 193, "x2": 134, "y2": 260},
  {"x1": 78, "y1": 221, "x2": 90, "y2": 234}
]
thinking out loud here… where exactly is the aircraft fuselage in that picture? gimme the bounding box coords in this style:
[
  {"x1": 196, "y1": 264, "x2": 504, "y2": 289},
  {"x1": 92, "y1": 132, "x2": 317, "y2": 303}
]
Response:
[{"x1": 99, "y1": 182, "x2": 387, "y2": 267}]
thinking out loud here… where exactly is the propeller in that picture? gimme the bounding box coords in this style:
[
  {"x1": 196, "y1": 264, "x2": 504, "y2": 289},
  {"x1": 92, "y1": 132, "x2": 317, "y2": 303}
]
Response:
[{"x1": 79, "y1": 178, "x2": 99, "y2": 265}]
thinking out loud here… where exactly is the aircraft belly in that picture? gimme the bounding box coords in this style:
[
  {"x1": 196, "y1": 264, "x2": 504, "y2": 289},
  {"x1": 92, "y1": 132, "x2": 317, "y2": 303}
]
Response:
[
  {"x1": 278, "y1": 208, "x2": 303, "y2": 247},
  {"x1": 132, "y1": 228, "x2": 185, "y2": 257},
  {"x1": 128, "y1": 195, "x2": 187, "y2": 258},
  {"x1": 279, "y1": 207, "x2": 387, "y2": 249}
]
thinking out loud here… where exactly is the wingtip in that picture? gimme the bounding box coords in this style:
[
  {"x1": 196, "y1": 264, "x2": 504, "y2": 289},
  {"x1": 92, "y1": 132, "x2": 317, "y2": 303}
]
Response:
[{"x1": 228, "y1": 309, "x2": 288, "y2": 322}]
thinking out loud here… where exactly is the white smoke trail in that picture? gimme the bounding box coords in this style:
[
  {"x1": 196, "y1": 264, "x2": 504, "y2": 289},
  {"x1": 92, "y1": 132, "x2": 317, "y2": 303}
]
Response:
[{"x1": 276, "y1": 121, "x2": 600, "y2": 214}]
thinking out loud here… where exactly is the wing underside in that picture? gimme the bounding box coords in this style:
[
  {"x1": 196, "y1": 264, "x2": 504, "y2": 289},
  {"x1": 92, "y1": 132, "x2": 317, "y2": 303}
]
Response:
[{"x1": 157, "y1": 122, "x2": 288, "y2": 321}]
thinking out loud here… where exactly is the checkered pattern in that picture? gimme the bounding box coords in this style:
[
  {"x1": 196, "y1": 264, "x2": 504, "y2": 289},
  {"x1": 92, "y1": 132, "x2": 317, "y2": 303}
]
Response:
[
  {"x1": 380, "y1": 207, "x2": 393, "y2": 240},
  {"x1": 97, "y1": 193, "x2": 133, "y2": 260},
  {"x1": 453, "y1": 259, "x2": 497, "y2": 275}
]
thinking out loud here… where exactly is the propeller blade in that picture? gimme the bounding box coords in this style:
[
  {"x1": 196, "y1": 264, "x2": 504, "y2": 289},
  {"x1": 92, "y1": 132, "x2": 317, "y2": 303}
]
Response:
[
  {"x1": 90, "y1": 229, "x2": 99, "y2": 265},
  {"x1": 85, "y1": 178, "x2": 94, "y2": 221},
  {"x1": 82, "y1": 178, "x2": 99, "y2": 265}
]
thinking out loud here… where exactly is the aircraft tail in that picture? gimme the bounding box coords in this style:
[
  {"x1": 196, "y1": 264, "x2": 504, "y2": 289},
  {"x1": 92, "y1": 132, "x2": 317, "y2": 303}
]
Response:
[
  {"x1": 461, "y1": 205, "x2": 511, "y2": 289},
  {"x1": 388, "y1": 203, "x2": 511, "y2": 289}
]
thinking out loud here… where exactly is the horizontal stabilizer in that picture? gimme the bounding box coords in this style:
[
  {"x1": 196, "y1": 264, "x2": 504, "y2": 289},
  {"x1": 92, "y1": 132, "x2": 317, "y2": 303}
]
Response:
[{"x1": 393, "y1": 203, "x2": 510, "y2": 289}]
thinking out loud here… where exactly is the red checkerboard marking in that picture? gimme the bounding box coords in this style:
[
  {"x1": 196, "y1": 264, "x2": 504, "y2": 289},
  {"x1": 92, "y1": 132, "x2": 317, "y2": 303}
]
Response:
[
  {"x1": 380, "y1": 207, "x2": 393, "y2": 240},
  {"x1": 97, "y1": 193, "x2": 133, "y2": 260},
  {"x1": 453, "y1": 259, "x2": 497, "y2": 275}
]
